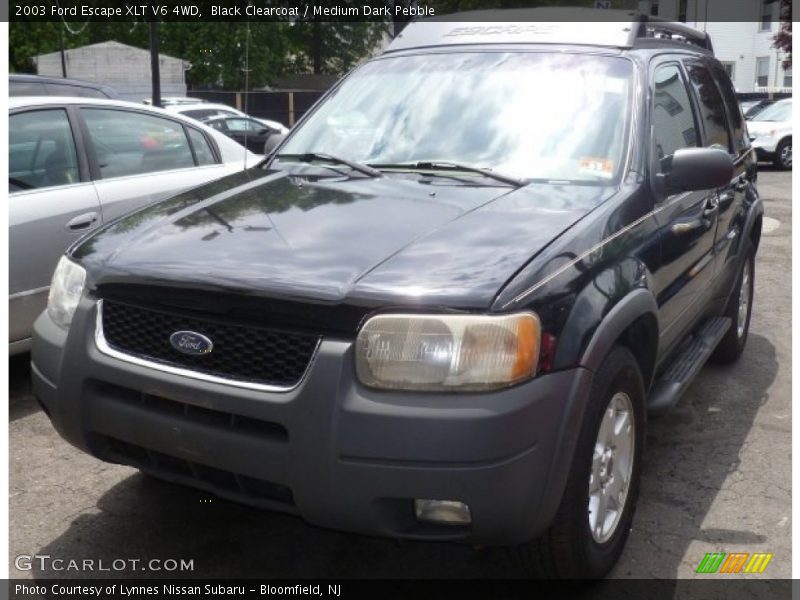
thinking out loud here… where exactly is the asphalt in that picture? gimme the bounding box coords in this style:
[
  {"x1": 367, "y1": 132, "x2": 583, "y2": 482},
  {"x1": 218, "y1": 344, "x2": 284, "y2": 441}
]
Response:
[{"x1": 8, "y1": 168, "x2": 791, "y2": 580}]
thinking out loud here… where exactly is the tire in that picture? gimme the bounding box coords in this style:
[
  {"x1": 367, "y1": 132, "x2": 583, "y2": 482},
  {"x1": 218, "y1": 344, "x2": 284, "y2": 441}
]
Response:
[
  {"x1": 773, "y1": 138, "x2": 792, "y2": 170},
  {"x1": 711, "y1": 244, "x2": 755, "y2": 364},
  {"x1": 513, "y1": 346, "x2": 645, "y2": 578}
]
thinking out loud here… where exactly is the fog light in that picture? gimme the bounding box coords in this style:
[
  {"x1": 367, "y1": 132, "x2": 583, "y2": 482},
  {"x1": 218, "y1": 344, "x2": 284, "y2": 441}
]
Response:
[{"x1": 414, "y1": 499, "x2": 471, "y2": 525}]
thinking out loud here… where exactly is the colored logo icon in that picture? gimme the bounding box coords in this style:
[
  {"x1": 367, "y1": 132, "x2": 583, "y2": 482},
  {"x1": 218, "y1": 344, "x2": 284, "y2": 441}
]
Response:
[{"x1": 696, "y1": 552, "x2": 773, "y2": 574}]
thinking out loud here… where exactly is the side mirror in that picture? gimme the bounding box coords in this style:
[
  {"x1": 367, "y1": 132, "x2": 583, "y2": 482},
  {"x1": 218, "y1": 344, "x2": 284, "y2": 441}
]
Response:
[{"x1": 658, "y1": 147, "x2": 733, "y2": 194}]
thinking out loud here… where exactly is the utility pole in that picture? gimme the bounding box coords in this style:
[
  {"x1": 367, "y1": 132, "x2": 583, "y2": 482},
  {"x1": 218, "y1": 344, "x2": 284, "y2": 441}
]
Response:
[
  {"x1": 149, "y1": 19, "x2": 161, "y2": 107},
  {"x1": 59, "y1": 26, "x2": 67, "y2": 77}
]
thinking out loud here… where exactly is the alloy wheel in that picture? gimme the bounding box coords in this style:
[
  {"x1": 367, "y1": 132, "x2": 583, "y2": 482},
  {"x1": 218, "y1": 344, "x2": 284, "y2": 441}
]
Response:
[{"x1": 588, "y1": 391, "x2": 635, "y2": 544}]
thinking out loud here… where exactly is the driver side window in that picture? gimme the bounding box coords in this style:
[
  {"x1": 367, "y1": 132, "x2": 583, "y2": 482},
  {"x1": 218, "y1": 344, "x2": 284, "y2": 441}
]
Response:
[{"x1": 652, "y1": 64, "x2": 699, "y2": 173}]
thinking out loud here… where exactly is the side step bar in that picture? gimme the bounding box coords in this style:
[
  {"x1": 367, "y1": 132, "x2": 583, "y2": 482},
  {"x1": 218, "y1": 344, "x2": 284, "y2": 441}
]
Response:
[{"x1": 647, "y1": 317, "x2": 731, "y2": 416}]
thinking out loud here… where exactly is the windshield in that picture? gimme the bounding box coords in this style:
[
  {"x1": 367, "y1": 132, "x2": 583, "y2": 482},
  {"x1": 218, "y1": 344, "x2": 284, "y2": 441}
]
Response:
[
  {"x1": 279, "y1": 52, "x2": 633, "y2": 183},
  {"x1": 752, "y1": 100, "x2": 791, "y2": 122}
]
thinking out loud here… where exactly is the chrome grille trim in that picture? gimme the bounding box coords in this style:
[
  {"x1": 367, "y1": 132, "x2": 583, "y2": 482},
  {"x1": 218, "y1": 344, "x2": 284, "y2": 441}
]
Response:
[{"x1": 94, "y1": 300, "x2": 320, "y2": 393}]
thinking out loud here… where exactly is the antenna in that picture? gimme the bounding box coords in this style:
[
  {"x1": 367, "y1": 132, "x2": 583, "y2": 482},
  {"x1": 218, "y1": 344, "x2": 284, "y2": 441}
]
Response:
[{"x1": 242, "y1": 3, "x2": 252, "y2": 169}]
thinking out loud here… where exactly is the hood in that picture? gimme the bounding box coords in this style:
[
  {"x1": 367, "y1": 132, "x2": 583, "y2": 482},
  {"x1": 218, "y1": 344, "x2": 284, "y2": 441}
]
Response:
[
  {"x1": 74, "y1": 168, "x2": 612, "y2": 309},
  {"x1": 747, "y1": 119, "x2": 790, "y2": 136}
]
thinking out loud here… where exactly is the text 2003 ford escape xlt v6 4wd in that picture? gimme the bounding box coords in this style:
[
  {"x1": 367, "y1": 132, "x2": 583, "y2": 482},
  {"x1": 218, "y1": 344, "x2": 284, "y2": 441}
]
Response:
[{"x1": 32, "y1": 12, "x2": 762, "y2": 578}]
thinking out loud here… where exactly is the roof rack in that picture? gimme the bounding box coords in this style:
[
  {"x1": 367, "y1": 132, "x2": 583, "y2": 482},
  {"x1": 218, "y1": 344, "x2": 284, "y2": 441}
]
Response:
[
  {"x1": 384, "y1": 9, "x2": 715, "y2": 55},
  {"x1": 629, "y1": 15, "x2": 714, "y2": 54}
]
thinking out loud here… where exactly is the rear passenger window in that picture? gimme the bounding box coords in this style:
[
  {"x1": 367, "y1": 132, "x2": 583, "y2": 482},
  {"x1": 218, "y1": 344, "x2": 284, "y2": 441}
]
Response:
[
  {"x1": 652, "y1": 64, "x2": 698, "y2": 171},
  {"x1": 9, "y1": 109, "x2": 80, "y2": 191},
  {"x1": 186, "y1": 127, "x2": 216, "y2": 166},
  {"x1": 81, "y1": 108, "x2": 196, "y2": 179},
  {"x1": 707, "y1": 61, "x2": 748, "y2": 153},
  {"x1": 684, "y1": 61, "x2": 733, "y2": 152}
]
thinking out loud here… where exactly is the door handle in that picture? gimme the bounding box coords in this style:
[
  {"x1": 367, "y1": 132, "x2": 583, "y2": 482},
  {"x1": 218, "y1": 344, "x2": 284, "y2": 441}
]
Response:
[{"x1": 66, "y1": 211, "x2": 99, "y2": 231}]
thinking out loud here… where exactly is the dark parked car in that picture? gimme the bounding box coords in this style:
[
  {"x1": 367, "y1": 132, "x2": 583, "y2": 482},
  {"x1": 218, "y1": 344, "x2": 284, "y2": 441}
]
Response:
[
  {"x1": 203, "y1": 115, "x2": 281, "y2": 154},
  {"x1": 10, "y1": 73, "x2": 120, "y2": 99},
  {"x1": 32, "y1": 11, "x2": 761, "y2": 579}
]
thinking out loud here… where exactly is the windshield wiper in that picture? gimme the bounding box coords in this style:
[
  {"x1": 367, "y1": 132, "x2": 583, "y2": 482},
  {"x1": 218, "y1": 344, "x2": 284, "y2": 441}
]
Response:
[
  {"x1": 276, "y1": 152, "x2": 381, "y2": 178},
  {"x1": 367, "y1": 161, "x2": 525, "y2": 188}
]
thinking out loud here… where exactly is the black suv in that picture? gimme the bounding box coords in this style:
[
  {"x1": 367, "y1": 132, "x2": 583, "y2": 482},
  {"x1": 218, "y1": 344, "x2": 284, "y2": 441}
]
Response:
[{"x1": 33, "y1": 13, "x2": 761, "y2": 578}]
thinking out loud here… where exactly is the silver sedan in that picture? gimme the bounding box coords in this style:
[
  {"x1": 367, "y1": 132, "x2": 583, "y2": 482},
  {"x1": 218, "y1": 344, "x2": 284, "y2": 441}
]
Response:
[{"x1": 10, "y1": 96, "x2": 259, "y2": 354}]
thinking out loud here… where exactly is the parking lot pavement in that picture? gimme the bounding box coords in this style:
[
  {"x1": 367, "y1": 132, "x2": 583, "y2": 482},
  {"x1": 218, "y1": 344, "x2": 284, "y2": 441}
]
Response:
[{"x1": 9, "y1": 169, "x2": 791, "y2": 580}]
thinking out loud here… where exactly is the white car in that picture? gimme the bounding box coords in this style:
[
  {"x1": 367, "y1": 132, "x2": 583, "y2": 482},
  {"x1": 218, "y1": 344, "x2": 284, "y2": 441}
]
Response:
[
  {"x1": 164, "y1": 102, "x2": 290, "y2": 135},
  {"x1": 9, "y1": 96, "x2": 259, "y2": 354},
  {"x1": 747, "y1": 98, "x2": 792, "y2": 169},
  {"x1": 143, "y1": 96, "x2": 205, "y2": 106}
]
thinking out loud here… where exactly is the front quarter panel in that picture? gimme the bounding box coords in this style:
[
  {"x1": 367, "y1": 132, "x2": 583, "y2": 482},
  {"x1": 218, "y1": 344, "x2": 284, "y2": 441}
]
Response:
[{"x1": 493, "y1": 183, "x2": 661, "y2": 374}]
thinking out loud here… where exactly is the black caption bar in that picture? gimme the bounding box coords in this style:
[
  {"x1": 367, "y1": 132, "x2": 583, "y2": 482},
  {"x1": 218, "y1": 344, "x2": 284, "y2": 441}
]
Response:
[
  {"x1": 8, "y1": 0, "x2": 786, "y2": 22},
  {"x1": 11, "y1": 1, "x2": 435, "y2": 22},
  {"x1": 6, "y1": 579, "x2": 794, "y2": 600}
]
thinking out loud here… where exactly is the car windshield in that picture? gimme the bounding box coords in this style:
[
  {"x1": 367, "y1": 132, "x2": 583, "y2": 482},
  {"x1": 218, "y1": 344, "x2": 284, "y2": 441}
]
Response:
[
  {"x1": 279, "y1": 52, "x2": 633, "y2": 184},
  {"x1": 752, "y1": 101, "x2": 791, "y2": 122}
]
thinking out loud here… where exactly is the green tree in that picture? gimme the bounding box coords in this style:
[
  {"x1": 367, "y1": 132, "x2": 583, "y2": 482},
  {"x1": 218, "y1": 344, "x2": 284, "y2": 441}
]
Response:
[
  {"x1": 285, "y1": 21, "x2": 386, "y2": 75},
  {"x1": 160, "y1": 22, "x2": 293, "y2": 88},
  {"x1": 772, "y1": 0, "x2": 791, "y2": 68}
]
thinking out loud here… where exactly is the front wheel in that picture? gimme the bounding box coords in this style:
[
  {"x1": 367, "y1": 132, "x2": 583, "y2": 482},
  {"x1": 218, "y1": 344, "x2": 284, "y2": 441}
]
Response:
[
  {"x1": 513, "y1": 346, "x2": 645, "y2": 578},
  {"x1": 774, "y1": 138, "x2": 792, "y2": 170}
]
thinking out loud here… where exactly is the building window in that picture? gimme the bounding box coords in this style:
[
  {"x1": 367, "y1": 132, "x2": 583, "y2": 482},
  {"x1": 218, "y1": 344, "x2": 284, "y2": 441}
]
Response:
[
  {"x1": 760, "y1": 1, "x2": 772, "y2": 31},
  {"x1": 783, "y1": 68, "x2": 792, "y2": 88},
  {"x1": 678, "y1": 0, "x2": 687, "y2": 22},
  {"x1": 650, "y1": 1, "x2": 659, "y2": 16},
  {"x1": 756, "y1": 57, "x2": 770, "y2": 88}
]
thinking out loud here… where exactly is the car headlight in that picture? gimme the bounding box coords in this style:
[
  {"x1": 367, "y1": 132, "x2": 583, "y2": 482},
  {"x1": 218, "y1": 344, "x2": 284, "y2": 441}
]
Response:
[
  {"x1": 355, "y1": 312, "x2": 541, "y2": 391},
  {"x1": 47, "y1": 256, "x2": 86, "y2": 330}
]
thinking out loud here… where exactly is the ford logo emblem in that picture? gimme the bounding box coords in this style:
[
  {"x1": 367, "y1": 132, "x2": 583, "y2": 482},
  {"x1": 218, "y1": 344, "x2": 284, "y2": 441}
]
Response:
[{"x1": 169, "y1": 331, "x2": 214, "y2": 355}]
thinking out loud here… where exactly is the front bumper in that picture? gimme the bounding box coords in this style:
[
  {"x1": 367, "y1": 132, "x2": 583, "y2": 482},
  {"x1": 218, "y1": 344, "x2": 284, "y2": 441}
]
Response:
[
  {"x1": 750, "y1": 136, "x2": 779, "y2": 158},
  {"x1": 32, "y1": 298, "x2": 593, "y2": 545}
]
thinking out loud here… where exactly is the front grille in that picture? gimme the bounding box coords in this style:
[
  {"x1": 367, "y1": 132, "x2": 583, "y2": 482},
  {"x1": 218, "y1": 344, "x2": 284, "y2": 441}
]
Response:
[{"x1": 100, "y1": 300, "x2": 320, "y2": 388}]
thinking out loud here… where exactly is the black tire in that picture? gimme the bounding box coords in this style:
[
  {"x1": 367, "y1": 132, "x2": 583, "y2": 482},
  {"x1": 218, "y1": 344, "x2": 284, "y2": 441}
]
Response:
[
  {"x1": 711, "y1": 244, "x2": 755, "y2": 364},
  {"x1": 513, "y1": 346, "x2": 645, "y2": 578},
  {"x1": 773, "y1": 138, "x2": 792, "y2": 170}
]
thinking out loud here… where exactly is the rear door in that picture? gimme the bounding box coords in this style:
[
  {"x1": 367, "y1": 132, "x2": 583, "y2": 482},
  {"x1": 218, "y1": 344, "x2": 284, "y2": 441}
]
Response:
[
  {"x1": 684, "y1": 58, "x2": 754, "y2": 298},
  {"x1": 78, "y1": 107, "x2": 231, "y2": 222},
  {"x1": 9, "y1": 106, "x2": 101, "y2": 345},
  {"x1": 649, "y1": 61, "x2": 720, "y2": 355}
]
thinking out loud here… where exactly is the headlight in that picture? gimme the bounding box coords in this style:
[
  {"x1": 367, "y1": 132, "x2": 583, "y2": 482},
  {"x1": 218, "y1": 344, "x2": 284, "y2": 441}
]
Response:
[
  {"x1": 355, "y1": 312, "x2": 541, "y2": 391},
  {"x1": 47, "y1": 256, "x2": 86, "y2": 330}
]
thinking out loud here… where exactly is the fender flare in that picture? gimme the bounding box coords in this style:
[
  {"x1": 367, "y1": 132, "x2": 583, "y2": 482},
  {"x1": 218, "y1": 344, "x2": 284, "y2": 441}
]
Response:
[
  {"x1": 742, "y1": 194, "x2": 764, "y2": 252},
  {"x1": 580, "y1": 287, "x2": 659, "y2": 374}
]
